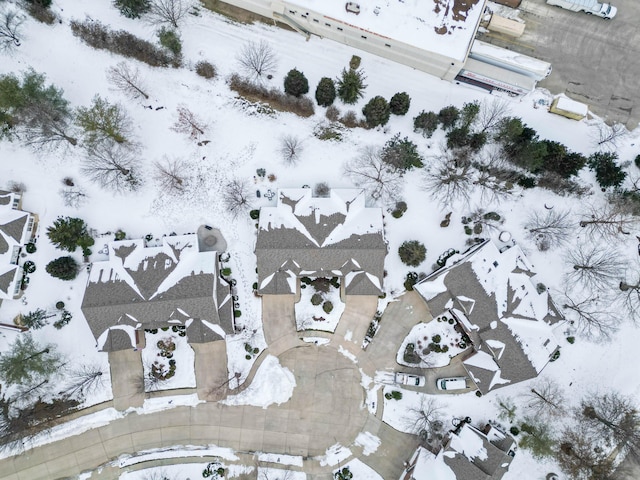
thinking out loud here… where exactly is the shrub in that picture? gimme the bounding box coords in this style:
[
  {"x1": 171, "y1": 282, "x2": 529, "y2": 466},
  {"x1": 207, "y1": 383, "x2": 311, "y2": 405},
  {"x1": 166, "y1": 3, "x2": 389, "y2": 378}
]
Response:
[
  {"x1": 389, "y1": 92, "x2": 410, "y2": 115},
  {"x1": 432, "y1": 334, "x2": 441, "y2": 343},
  {"x1": 70, "y1": 20, "x2": 176, "y2": 68},
  {"x1": 438, "y1": 105, "x2": 460, "y2": 131},
  {"x1": 55, "y1": 301, "x2": 65, "y2": 310},
  {"x1": 311, "y1": 293, "x2": 323, "y2": 306},
  {"x1": 25, "y1": 0, "x2": 56, "y2": 24},
  {"x1": 517, "y1": 175, "x2": 537, "y2": 189},
  {"x1": 284, "y1": 68, "x2": 309, "y2": 97},
  {"x1": 115, "y1": 230, "x2": 126, "y2": 241},
  {"x1": 336, "y1": 68, "x2": 367, "y2": 105},
  {"x1": 53, "y1": 310, "x2": 72, "y2": 329},
  {"x1": 113, "y1": 0, "x2": 151, "y2": 19},
  {"x1": 46, "y1": 256, "x2": 80, "y2": 281},
  {"x1": 23, "y1": 261, "x2": 36, "y2": 274},
  {"x1": 349, "y1": 55, "x2": 361, "y2": 70},
  {"x1": 157, "y1": 27, "x2": 182, "y2": 57},
  {"x1": 325, "y1": 105, "x2": 340, "y2": 121},
  {"x1": 250, "y1": 209, "x2": 260, "y2": 220},
  {"x1": 25, "y1": 242, "x2": 37, "y2": 254},
  {"x1": 314, "y1": 182, "x2": 330, "y2": 197},
  {"x1": 567, "y1": 336, "x2": 575, "y2": 344},
  {"x1": 404, "y1": 271, "x2": 418, "y2": 291},
  {"x1": 391, "y1": 201, "x2": 408, "y2": 218},
  {"x1": 362, "y1": 96, "x2": 390, "y2": 127},
  {"x1": 588, "y1": 151, "x2": 626, "y2": 189},
  {"x1": 315, "y1": 77, "x2": 336, "y2": 107},
  {"x1": 391, "y1": 390, "x2": 402, "y2": 400},
  {"x1": 413, "y1": 110, "x2": 439, "y2": 138},
  {"x1": 234, "y1": 310, "x2": 242, "y2": 317},
  {"x1": 221, "y1": 267, "x2": 232, "y2": 277},
  {"x1": 195, "y1": 60, "x2": 216, "y2": 79},
  {"x1": 323, "y1": 301, "x2": 333, "y2": 314},
  {"x1": 228, "y1": 74, "x2": 314, "y2": 117},
  {"x1": 398, "y1": 240, "x2": 426, "y2": 267},
  {"x1": 510, "y1": 426, "x2": 520, "y2": 436},
  {"x1": 635, "y1": 154, "x2": 640, "y2": 169},
  {"x1": 339, "y1": 110, "x2": 359, "y2": 128},
  {"x1": 381, "y1": 134, "x2": 423, "y2": 171}
]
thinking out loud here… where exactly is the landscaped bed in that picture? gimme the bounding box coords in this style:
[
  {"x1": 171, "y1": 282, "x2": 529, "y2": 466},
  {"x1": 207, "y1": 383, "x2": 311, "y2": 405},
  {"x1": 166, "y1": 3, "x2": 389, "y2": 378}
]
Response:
[
  {"x1": 397, "y1": 312, "x2": 471, "y2": 368},
  {"x1": 295, "y1": 277, "x2": 345, "y2": 332},
  {"x1": 142, "y1": 327, "x2": 196, "y2": 392}
]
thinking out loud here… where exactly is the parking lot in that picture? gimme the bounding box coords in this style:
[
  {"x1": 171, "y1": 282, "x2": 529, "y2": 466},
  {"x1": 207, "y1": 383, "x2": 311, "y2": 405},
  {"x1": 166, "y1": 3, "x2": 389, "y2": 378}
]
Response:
[{"x1": 479, "y1": 0, "x2": 640, "y2": 128}]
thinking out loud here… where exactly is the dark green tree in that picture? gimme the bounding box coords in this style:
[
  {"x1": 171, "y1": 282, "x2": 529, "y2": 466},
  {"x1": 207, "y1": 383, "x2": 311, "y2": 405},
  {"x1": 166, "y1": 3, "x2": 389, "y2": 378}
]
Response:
[
  {"x1": 336, "y1": 68, "x2": 367, "y2": 105},
  {"x1": 438, "y1": 105, "x2": 460, "y2": 131},
  {"x1": 315, "y1": 77, "x2": 336, "y2": 107},
  {"x1": 381, "y1": 133, "x2": 423, "y2": 171},
  {"x1": 46, "y1": 216, "x2": 91, "y2": 252},
  {"x1": 389, "y1": 92, "x2": 411, "y2": 115},
  {"x1": 0, "y1": 333, "x2": 61, "y2": 385},
  {"x1": 75, "y1": 95, "x2": 133, "y2": 146},
  {"x1": 46, "y1": 256, "x2": 80, "y2": 281},
  {"x1": 113, "y1": 0, "x2": 151, "y2": 19},
  {"x1": 398, "y1": 240, "x2": 426, "y2": 267},
  {"x1": 283, "y1": 68, "x2": 309, "y2": 97},
  {"x1": 519, "y1": 419, "x2": 557, "y2": 459},
  {"x1": 362, "y1": 95, "x2": 390, "y2": 127},
  {"x1": 460, "y1": 101, "x2": 480, "y2": 128},
  {"x1": 21, "y1": 309, "x2": 50, "y2": 330},
  {"x1": 588, "y1": 152, "x2": 626, "y2": 189},
  {"x1": 157, "y1": 27, "x2": 182, "y2": 57},
  {"x1": 413, "y1": 110, "x2": 439, "y2": 138},
  {"x1": 541, "y1": 140, "x2": 586, "y2": 177}
]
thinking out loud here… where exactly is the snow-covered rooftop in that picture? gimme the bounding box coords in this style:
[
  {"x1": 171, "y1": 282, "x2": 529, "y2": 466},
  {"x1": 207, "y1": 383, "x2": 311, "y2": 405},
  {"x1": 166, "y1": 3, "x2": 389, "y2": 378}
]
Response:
[
  {"x1": 0, "y1": 191, "x2": 34, "y2": 300},
  {"x1": 288, "y1": 0, "x2": 485, "y2": 61}
]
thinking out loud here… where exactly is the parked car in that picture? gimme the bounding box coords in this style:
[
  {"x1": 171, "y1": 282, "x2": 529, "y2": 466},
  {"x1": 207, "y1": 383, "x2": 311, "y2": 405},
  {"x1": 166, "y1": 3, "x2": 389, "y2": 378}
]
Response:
[
  {"x1": 436, "y1": 377, "x2": 468, "y2": 391},
  {"x1": 394, "y1": 372, "x2": 426, "y2": 387}
]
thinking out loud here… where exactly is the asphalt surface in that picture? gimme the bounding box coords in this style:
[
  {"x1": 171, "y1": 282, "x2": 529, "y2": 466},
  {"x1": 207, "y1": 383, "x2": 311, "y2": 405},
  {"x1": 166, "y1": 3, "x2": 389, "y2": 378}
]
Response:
[{"x1": 480, "y1": 0, "x2": 640, "y2": 128}]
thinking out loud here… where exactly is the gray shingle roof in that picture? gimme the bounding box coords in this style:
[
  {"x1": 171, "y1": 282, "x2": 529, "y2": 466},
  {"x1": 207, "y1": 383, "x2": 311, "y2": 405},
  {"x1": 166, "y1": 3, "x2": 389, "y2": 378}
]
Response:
[
  {"x1": 0, "y1": 268, "x2": 17, "y2": 296},
  {"x1": 81, "y1": 235, "x2": 234, "y2": 352},
  {"x1": 256, "y1": 188, "x2": 386, "y2": 296},
  {"x1": 416, "y1": 241, "x2": 563, "y2": 394}
]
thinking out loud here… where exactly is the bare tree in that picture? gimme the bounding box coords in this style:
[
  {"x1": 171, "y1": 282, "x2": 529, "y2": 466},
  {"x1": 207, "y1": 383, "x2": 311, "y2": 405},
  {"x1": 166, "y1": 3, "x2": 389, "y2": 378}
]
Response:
[
  {"x1": 236, "y1": 40, "x2": 278, "y2": 82},
  {"x1": 473, "y1": 168, "x2": 512, "y2": 205},
  {"x1": 147, "y1": 0, "x2": 190, "y2": 28},
  {"x1": 258, "y1": 467, "x2": 294, "y2": 480},
  {"x1": 19, "y1": 99, "x2": 78, "y2": 150},
  {"x1": 81, "y1": 140, "x2": 142, "y2": 193},
  {"x1": 59, "y1": 187, "x2": 89, "y2": 208},
  {"x1": 522, "y1": 378, "x2": 566, "y2": 419},
  {"x1": 619, "y1": 265, "x2": 640, "y2": 325},
  {"x1": 404, "y1": 397, "x2": 445, "y2": 450},
  {"x1": 279, "y1": 135, "x2": 303, "y2": 165},
  {"x1": 343, "y1": 146, "x2": 403, "y2": 205},
  {"x1": 62, "y1": 364, "x2": 106, "y2": 400},
  {"x1": 561, "y1": 290, "x2": 619, "y2": 340},
  {"x1": 153, "y1": 157, "x2": 189, "y2": 195},
  {"x1": 557, "y1": 422, "x2": 615, "y2": 480},
  {"x1": 564, "y1": 243, "x2": 625, "y2": 292},
  {"x1": 423, "y1": 149, "x2": 473, "y2": 206},
  {"x1": 107, "y1": 62, "x2": 150, "y2": 100},
  {"x1": 593, "y1": 122, "x2": 628, "y2": 151},
  {"x1": 581, "y1": 391, "x2": 640, "y2": 461},
  {"x1": 476, "y1": 98, "x2": 510, "y2": 134},
  {"x1": 579, "y1": 203, "x2": 637, "y2": 240},
  {"x1": 524, "y1": 209, "x2": 573, "y2": 251},
  {"x1": 171, "y1": 105, "x2": 206, "y2": 141},
  {"x1": 0, "y1": 8, "x2": 23, "y2": 51},
  {"x1": 314, "y1": 181, "x2": 330, "y2": 197},
  {"x1": 224, "y1": 178, "x2": 253, "y2": 219}
]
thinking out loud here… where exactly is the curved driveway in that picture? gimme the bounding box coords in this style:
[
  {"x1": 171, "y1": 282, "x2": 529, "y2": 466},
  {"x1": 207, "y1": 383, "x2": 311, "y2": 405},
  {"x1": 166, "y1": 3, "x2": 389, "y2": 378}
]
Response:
[{"x1": 0, "y1": 293, "x2": 436, "y2": 480}]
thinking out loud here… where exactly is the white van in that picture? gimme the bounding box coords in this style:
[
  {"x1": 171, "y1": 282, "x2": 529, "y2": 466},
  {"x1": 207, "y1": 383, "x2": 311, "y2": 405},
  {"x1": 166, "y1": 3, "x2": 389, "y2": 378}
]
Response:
[
  {"x1": 546, "y1": 0, "x2": 617, "y2": 19},
  {"x1": 436, "y1": 377, "x2": 468, "y2": 391}
]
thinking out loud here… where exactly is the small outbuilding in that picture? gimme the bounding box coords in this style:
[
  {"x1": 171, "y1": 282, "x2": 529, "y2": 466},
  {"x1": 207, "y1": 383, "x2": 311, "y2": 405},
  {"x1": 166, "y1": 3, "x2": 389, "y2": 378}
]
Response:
[{"x1": 549, "y1": 95, "x2": 589, "y2": 120}]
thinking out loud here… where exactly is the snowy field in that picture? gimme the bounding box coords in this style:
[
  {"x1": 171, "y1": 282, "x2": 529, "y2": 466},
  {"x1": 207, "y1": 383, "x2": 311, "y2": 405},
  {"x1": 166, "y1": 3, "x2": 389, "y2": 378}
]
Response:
[{"x1": 0, "y1": 0, "x2": 639, "y2": 479}]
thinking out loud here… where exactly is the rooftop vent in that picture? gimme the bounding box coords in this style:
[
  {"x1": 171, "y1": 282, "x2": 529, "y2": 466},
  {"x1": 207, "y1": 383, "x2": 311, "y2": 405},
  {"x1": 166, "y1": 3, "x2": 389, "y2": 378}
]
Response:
[{"x1": 345, "y1": 2, "x2": 361, "y2": 14}]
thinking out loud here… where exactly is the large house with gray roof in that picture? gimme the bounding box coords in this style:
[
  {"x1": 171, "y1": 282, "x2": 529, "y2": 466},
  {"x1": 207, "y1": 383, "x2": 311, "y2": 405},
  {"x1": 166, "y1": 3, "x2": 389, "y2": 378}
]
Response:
[
  {"x1": 0, "y1": 190, "x2": 37, "y2": 304},
  {"x1": 403, "y1": 422, "x2": 516, "y2": 480},
  {"x1": 255, "y1": 188, "x2": 386, "y2": 297},
  {"x1": 415, "y1": 239, "x2": 563, "y2": 394},
  {"x1": 81, "y1": 234, "x2": 235, "y2": 352}
]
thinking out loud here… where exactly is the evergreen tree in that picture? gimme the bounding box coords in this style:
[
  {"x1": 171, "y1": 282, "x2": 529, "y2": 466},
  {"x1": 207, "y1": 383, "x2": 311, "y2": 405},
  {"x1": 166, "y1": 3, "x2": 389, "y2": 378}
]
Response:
[
  {"x1": 315, "y1": 77, "x2": 336, "y2": 107},
  {"x1": 157, "y1": 27, "x2": 182, "y2": 57},
  {"x1": 0, "y1": 333, "x2": 61, "y2": 385},
  {"x1": 75, "y1": 95, "x2": 132, "y2": 146},
  {"x1": 381, "y1": 134, "x2": 423, "y2": 171},
  {"x1": 389, "y1": 92, "x2": 411, "y2": 115},
  {"x1": 283, "y1": 68, "x2": 309, "y2": 97},
  {"x1": 113, "y1": 0, "x2": 151, "y2": 19},
  {"x1": 362, "y1": 95, "x2": 390, "y2": 127},
  {"x1": 438, "y1": 105, "x2": 460, "y2": 131},
  {"x1": 588, "y1": 151, "x2": 626, "y2": 189},
  {"x1": 460, "y1": 100, "x2": 480, "y2": 128},
  {"x1": 413, "y1": 110, "x2": 439, "y2": 138},
  {"x1": 336, "y1": 68, "x2": 367, "y2": 105},
  {"x1": 46, "y1": 216, "x2": 91, "y2": 252},
  {"x1": 398, "y1": 240, "x2": 426, "y2": 267},
  {"x1": 21, "y1": 309, "x2": 49, "y2": 330},
  {"x1": 46, "y1": 256, "x2": 80, "y2": 281},
  {"x1": 541, "y1": 140, "x2": 586, "y2": 177}
]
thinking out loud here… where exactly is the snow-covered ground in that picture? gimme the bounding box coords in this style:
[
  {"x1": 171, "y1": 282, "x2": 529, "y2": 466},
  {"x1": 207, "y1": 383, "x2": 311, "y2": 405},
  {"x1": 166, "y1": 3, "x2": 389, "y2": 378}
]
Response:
[{"x1": 0, "y1": 0, "x2": 639, "y2": 478}]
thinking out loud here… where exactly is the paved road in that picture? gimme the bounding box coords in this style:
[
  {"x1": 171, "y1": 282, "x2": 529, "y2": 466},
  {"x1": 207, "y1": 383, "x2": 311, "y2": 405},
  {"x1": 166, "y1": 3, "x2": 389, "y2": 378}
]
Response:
[
  {"x1": 480, "y1": 0, "x2": 640, "y2": 128},
  {"x1": 0, "y1": 292, "x2": 440, "y2": 480}
]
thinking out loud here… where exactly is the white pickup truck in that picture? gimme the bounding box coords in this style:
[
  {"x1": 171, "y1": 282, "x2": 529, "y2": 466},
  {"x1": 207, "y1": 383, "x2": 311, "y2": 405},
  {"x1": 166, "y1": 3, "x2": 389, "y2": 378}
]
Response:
[{"x1": 546, "y1": 0, "x2": 617, "y2": 19}]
